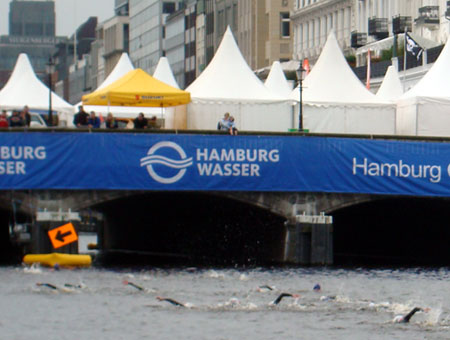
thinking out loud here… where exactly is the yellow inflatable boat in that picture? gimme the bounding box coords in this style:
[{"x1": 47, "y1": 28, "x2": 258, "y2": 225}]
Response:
[{"x1": 23, "y1": 253, "x2": 92, "y2": 268}]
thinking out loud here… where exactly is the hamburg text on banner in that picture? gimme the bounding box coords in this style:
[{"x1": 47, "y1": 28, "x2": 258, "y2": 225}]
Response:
[{"x1": 1, "y1": 132, "x2": 450, "y2": 197}]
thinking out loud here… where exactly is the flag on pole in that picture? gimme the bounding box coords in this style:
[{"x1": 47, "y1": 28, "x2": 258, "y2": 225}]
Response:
[
  {"x1": 366, "y1": 49, "x2": 371, "y2": 90},
  {"x1": 302, "y1": 58, "x2": 310, "y2": 75},
  {"x1": 405, "y1": 32, "x2": 424, "y2": 61}
]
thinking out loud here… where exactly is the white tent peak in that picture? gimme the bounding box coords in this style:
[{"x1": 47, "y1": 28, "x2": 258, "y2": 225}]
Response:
[
  {"x1": 186, "y1": 25, "x2": 284, "y2": 101},
  {"x1": 153, "y1": 57, "x2": 180, "y2": 89},
  {"x1": 265, "y1": 61, "x2": 292, "y2": 98},
  {"x1": 0, "y1": 53, "x2": 73, "y2": 113},
  {"x1": 376, "y1": 66, "x2": 403, "y2": 101},
  {"x1": 97, "y1": 52, "x2": 134, "y2": 91},
  {"x1": 5, "y1": 53, "x2": 35, "y2": 84},
  {"x1": 400, "y1": 35, "x2": 450, "y2": 100},
  {"x1": 290, "y1": 30, "x2": 382, "y2": 104},
  {"x1": 75, "y1": 52, "x2": 135, "y2": 108}
]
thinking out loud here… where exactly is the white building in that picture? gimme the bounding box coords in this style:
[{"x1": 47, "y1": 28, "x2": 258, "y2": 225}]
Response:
[
  {"x1": 292, "y1": 0, "x2": 450, "y2": 63},
  {"x1": 129, "y1": 0, "x2": 181, "y2": 74}
]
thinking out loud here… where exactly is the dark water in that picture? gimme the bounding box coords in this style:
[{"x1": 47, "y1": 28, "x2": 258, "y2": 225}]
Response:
[{"x1": 1, "y1": 265, "x2": 449, "y2": 340}]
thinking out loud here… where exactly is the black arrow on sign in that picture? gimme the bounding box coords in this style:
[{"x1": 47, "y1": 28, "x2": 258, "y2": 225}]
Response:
[{"x1": 55, "y1": 230, "x2": 72, "y2": 243}]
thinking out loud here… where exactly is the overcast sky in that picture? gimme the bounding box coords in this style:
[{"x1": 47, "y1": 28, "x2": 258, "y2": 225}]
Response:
[{"x1": 0, "y1": 0, "x2": 115, "y2": 36}]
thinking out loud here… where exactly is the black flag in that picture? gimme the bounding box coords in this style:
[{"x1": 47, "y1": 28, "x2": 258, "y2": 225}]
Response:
[{"x1": 405, "y1": 32, "x2": 424, "y2": 61}]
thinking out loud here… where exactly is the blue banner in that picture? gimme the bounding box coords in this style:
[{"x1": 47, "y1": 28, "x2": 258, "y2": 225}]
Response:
[{"x1": 0, "y1": 132, "x2": 450, "y2": 197}]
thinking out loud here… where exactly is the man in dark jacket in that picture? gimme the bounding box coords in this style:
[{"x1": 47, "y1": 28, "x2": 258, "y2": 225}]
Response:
[
  {"x1": 73, "y1": 105, "x2": 89, "y2": 127},
  {"x1": 133, "y1": 113, "x2": 148, "y2": 129}
]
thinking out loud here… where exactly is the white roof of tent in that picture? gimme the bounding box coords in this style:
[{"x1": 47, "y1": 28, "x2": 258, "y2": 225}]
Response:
[
  {"x1": 0, "y1": 53, "x2": 73, "y2": 113},
  {"x1": 76, "y1": 52, "x2": 134, "y2": 106},
  {"x1": 186, "y1": 26, "x2": 285, "y2": 102},
  {"x1": 264, "y1": 61, "x2": 292, "y2": 98},
  {"x1": 290, "y1": 30, "x2": 386, "y2": 104},
  {"x1": 400, "y1": 36, "x2": 450, "y2": 100},
  {"x1": 376, "y1": 66, "x2": 404, "y2": 101},
  {"x1": 153, "y1": 57, "x2": 180, "y2": 89},
  {"x1": 97, "y1": 52, "x2": 134, "y2": 91}
]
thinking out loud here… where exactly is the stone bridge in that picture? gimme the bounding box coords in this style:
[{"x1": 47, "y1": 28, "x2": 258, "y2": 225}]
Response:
[{"x1": 1, "y1": 190, "x2": 376, "y2": 219}]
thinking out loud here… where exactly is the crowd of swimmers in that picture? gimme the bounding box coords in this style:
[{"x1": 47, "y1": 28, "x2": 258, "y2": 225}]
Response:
[{"x1": 34, "y1": 274, "x2": 429, "y2": 324}]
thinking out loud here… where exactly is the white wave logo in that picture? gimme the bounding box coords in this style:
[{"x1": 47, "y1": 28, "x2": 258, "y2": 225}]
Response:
[{"x1": 140, "y1": 141, "x2": 193, "y2": 184}]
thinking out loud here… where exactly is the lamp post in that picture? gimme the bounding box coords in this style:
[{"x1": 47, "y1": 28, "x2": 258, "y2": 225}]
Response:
[
  {"x1": 46, "y1": 56, "x2": 55, "y2": 126},
  {"x1": 446, "y1": 1, "x2": 450, "y2": 21},
  {"x1": 296, "y1": 62, "x2": 306, "y2": 131}
]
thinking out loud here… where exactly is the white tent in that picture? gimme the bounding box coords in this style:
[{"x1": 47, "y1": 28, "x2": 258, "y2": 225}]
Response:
[
  {"x1": 153, "y1": 57, "x2": 180, "y2": 89},
  {"x1": 290, "y1": 31, "x2": 396, "y2": 135},
  {"x1": 186, "y1": 26, "x2": 292, "y2": 132},
  {"x1": 0, "y1": 53, "x2": 73, "y2": 117},
  {"x1": 72, "y1": 53, "x2": 162, "y2": 127},
  {"x1": 396, "y1": 36, "x2": 450, "y2": 136},
  {"x1": 264, "y1": 61, "x2": 292, "y2": 98},
  {"x1": 152, "y1": 57, "x2": 185, "y2": 129},
  {"x1": 376, "y1": 66, "x2": 403, "y2": 102}
]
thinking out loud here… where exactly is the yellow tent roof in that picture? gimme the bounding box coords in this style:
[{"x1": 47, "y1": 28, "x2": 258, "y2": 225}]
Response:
[{"x1": 82, "y1": 68, "x2": 191, "y2": 107}]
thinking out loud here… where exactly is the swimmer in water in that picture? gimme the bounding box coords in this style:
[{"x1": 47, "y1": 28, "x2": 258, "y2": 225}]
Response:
[
  {"x1": 271, "y1": 293, "x2": 300, "y2": 305},
  {"x1": 313, "y1": 284, "x2": 321, "y2": 292},
  {"x1": 156, "y1": 296, "x2": 185, "y2": 307},
  {"x1": 123, "y1": 280, "x2": 144, "y2": 291},
  {"x1": 393, "y1": 307, "x2": 426, "y2": 323},
  {"x1": 257, "y1": 285, "x2": 275, "y2": 292},
  {"x1": 36, "y1": 283, "x2": 58, "y2": 290},
  {"x1": 64, "y1": 283, "x2": 85, "y2": 289}
]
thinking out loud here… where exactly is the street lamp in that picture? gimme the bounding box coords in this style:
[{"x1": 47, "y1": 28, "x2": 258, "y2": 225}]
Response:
[
  {"x1": 296, "y1": 62, "x2": 306, "y2": 131},
  {"x1": 46, "y1": 56, "x2": 55, "y2": 126}
]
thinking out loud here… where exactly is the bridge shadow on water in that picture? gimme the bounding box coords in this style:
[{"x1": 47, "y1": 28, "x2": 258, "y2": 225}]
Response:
[
  {"x1": 94, "y1": 192, "x2": 287, "y2": 267},
  {"x1": 0, "y1": 194, "x2": 449, "y2": 268},
  {"x1": 333, "y1": 197, "x2": 450, "y2": 267}
]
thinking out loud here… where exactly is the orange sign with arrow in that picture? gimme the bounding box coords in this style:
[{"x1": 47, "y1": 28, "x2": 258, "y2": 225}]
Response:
[{"x1": 48, "y1": 222, "x2": 78, "y2": 249}]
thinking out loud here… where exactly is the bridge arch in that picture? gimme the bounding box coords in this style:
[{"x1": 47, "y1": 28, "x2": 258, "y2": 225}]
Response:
[
  {"x1": 331, "y1": 196, "x2": 450, "y2": 266},
  {"x1": 92, "y1": 191, "x2": 288, "y2": 265}
]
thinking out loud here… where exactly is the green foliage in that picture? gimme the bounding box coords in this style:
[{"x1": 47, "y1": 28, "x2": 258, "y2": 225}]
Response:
[
  {"x1": 380, "y1": 44, "x2": 404, "y2": 61},
  {"x1": 345, "y1": 55, "x2": 356, "y2": 63}
]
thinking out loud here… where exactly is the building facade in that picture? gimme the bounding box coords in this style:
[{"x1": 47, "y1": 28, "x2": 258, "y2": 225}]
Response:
[
  {"x1": 164, "y1": 8, "x2": 186, "y2": 87},
  {"x1": 0, "y1": 0, "x2": 65, "y2": 89},
  {"x1": 129, "y1": 0, "x2": 180, "y2": 74},
  {"x1": 103, "y1": 15, "x2": 130, "y2": 76},
  {"x1": 292, "y1": 0, "x2": 450, "y2": 64},
  {"x1": 237, "y1": 0, "x2": 294, "y2": 70}
]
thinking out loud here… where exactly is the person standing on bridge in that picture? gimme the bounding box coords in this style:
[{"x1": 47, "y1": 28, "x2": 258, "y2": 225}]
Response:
[
  {"x1": 20, "y1": 105, "x2": 31, "y2": 127},
  {"x1": 73, "y1": 105, "x2": 89, "y2": 127}
]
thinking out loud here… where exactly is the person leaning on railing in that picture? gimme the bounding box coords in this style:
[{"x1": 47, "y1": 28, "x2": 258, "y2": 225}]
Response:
[
  {"x1": 105, "y1": 113, "x2": 118, "y2": 129},
  {"x1": 9, "y1": 110, "x2": 24, "y2": 127},
  {"x1": 0, "y1": 110, "x2": 9, "y2": 128},
  {"x1": 133, "y1": 113, "x2": 148, "y2": 129}
]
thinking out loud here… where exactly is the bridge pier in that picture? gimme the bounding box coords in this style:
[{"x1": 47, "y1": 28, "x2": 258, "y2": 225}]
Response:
[{"x1": 284, "y1": 213, "x2": 333, "y2": 265}]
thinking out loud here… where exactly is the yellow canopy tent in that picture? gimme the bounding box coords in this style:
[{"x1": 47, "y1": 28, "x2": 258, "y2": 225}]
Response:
[{"x1": 81, "y1": 68, "x2": 190, "y2": 107}]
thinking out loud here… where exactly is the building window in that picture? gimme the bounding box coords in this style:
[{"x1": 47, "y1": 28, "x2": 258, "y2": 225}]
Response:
[
  {"x1": 281, "y1": 12, "x2": 290, "y2": 38},
  {"x1": 162, "y1": 2, "x2": 175, "y2": 14}
]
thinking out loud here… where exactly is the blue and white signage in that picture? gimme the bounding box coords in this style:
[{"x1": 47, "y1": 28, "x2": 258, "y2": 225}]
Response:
[{"x1": 1, "y1": 132, "x2": 450, "y2": 197}]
